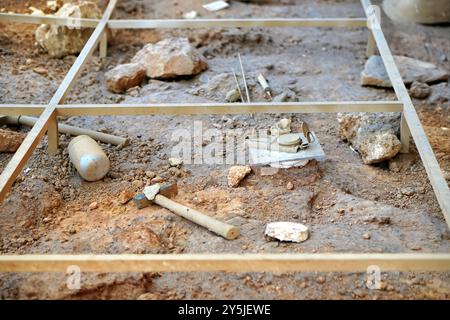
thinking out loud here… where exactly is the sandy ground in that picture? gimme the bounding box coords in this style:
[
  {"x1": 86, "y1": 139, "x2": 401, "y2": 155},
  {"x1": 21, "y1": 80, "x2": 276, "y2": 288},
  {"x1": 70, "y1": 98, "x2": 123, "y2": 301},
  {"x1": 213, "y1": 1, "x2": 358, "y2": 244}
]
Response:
[{"x1": 0, "y1": 0, "x2": 449, "y2": 299}]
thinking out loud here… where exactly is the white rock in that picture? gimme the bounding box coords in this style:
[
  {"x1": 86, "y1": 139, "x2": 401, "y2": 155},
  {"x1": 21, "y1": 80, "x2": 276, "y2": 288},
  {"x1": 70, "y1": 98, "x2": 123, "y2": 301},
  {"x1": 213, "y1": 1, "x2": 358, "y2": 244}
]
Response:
[
  {"x1": 183, "y1": 11, "x2": 197, "y2": 19},
  {"x1": 29, "y1": 7, "x2": 44, "y2": 16},
  {"x1": 227, "y1": 165, "x2": 251, "y2": 187},
  {"x1": 203, "y1": 1, "x2": 229, "y2": 12},
  {"x1": 361, "y1": 55, "x2": 449, "y2": 88},
  {"x1": 131, "y1": 38, "x2": 208, "y2": 79},
  {"x1": 35, "y1": 1, "x2": 102, "y2": 58},
  {"x1": 47, "y1": 0, "x2": 60, "y2": 11},
  {"x1": 337, "y1": 112, "x2": 402, "y2": 164},
  {"x1": 143, "y1": 184, "x2": 160, "y2": 201},
  {"x1": 265, "y1": 222, "x2": 309, "y2": 243},
  {"x1": 105, "y1": 63, "x2": 146, "y2": 93},
  {"x1": 168, "y1": 157, "x2": 183, "y2": 166},
  {"x1": 225, "y1": 88, "x2": 241, "y2": 102}
]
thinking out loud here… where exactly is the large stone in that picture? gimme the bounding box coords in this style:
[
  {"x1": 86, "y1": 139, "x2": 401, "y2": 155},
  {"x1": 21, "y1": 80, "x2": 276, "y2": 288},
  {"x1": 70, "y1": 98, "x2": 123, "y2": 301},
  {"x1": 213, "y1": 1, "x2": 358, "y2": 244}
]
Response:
[
  {"x1": 361, "y1": 55, "x2": 449, "y2": 88},
  {"x1": 337, "y1": 112, "x2": 401, "y2": 164},
  {"x1": 0, "y1": 129, "x2": 26, "y2": 152},
  {"x1": 383, "y1": 0, "x2": 450, "y2": 25},
  {"x1": 35, "y1": 2, "x2": 102, "y2": 58},
  {"x1": 357, "y1": 131, "x2": 401, "y2": 164},
  {"x1": 105, "y1": 63, "x2": 146, "y2": 93},
  {"x1": 131, "y1": 38, "x2": 208, "y2": 79},
  {"x1": 227, "y1": 165, "x2": 251, "y2": 187}
]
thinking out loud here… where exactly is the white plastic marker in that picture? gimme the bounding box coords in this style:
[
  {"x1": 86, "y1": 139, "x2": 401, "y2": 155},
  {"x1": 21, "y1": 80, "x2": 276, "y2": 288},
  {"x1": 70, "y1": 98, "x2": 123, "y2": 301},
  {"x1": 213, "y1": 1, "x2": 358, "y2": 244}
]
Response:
[
  {"x1": 68, "y1": 135, "x2": 110, "y2": 181},
  {"x1": 203, "y1": 1, "x2": 229, "y2": 12},
  {"x1": 257, "y1": 73, "x2": 273, "y2": 100}
]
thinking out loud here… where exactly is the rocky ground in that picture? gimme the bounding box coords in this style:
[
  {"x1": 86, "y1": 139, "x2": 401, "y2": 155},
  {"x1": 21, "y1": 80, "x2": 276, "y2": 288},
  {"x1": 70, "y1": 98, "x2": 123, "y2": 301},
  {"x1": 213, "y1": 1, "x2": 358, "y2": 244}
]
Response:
[{"x1": 0, "y1": 0, "x2": 449, "y2": 299}]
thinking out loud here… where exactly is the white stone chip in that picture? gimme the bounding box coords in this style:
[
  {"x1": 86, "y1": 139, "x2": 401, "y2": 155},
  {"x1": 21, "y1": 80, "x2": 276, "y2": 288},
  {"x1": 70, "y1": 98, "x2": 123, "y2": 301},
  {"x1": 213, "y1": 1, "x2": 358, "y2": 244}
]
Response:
[
  {"x1": 265, "y1": 222, "x2": 309, "y2": 243},
  {"x1": 143, "y1": 184, "x2": 160, "y2": 201},
  {"x1": 168, "y1": 157, "x2": 183, "y2": 166},
  {"x1": 203, "y1": 1, "x2": 229, "y2": 12},
  {"x1": 183, "y1": 11, "x2": 197, "y2": 19}
]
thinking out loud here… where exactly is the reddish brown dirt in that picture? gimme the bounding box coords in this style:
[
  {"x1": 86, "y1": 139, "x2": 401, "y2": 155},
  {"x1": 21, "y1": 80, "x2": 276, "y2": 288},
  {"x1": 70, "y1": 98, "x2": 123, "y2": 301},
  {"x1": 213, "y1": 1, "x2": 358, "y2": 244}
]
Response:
[{"x1": 0, "y1": 0, "x2": 449, "y2": 299}]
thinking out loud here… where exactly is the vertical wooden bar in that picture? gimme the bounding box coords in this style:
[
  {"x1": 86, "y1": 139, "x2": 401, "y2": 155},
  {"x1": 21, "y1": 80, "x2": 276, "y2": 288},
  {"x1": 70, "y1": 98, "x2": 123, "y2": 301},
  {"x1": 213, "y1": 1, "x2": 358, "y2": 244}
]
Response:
[
  {"x1": 99, "y1": 31, "x2": 107, "y2": 58},
  {"x1": 367, "y1": 30, "x2": 376, "y2": 56},
  {"x1": 400, "y1": 112, "x2": 410, "y2": 153},
  {"x1": 47, "y1": 113, "x2": 59, "y2": 154}
]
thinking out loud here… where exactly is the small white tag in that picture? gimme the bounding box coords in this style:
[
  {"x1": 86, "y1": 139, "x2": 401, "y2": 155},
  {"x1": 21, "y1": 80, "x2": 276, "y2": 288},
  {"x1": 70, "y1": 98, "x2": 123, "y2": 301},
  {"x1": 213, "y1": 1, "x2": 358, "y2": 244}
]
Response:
[{"x1": 203, "y1": 1, "x2": 229, "y2": 12}]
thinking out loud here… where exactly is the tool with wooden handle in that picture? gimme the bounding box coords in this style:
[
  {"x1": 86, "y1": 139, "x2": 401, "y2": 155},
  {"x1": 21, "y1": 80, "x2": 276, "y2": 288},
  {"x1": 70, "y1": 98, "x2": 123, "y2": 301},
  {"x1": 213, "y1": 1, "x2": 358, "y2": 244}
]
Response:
[
  {"x1": 133, "y1": 182, "x2": 239, "y2": 240},
  {"x1": 257, "y1": 73, "x2": 273, "y2": 100},
  {"x1": 1, "y1": 115, "x2": 128, "y2": 147}
]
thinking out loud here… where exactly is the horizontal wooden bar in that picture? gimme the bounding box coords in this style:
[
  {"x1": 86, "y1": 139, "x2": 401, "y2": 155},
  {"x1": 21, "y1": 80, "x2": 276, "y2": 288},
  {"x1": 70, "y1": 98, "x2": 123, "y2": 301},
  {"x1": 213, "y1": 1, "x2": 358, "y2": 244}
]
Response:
[
  {"x1": 55, "y1": 101, "x2": 402, "y2": 116},
  {"x1": 0, "y1": 12, "x2": 98, "y2": 28},
  {"x1": 107, "y1": 18, "x2": 368, "y2": 29},
  {"x1": 0, "y1": 14, "x2": 367, "y2": 29},
  {"x1": 0, "y1": 253, "x2": 448, "y2": 273},
  {"x1": 0, "y1": 101, "x2": 402, "y2": 117},
  {"x1": 0, "y1": 105, "x2": 45, "y2": 116}
]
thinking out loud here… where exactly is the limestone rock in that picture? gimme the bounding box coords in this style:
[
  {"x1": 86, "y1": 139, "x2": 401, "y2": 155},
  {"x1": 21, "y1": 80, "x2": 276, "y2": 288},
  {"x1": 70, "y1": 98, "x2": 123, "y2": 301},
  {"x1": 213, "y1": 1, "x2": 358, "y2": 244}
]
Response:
[
  {"x1": 265, "y1": 222, "x2": 309, "y2": 243},
  {"x1": 35, "y1": 1, "x2": 102, "y2": 58},
  {"x1": 337, "y1": 112, "x2": 401, "y2": 164},
  {"x1": 105, "y1": 63, "x2": 146, "y2": 93},
  {"x1": 168, "y1": 157, "x2": 183, "y2": 167},
  {"x1": 410, "y1": 81, "x2": 431, "y2": 99},
  {"x1": 361, "y1": 55, "x2": 449, "y2": 88},
  {"x1": 119, "y1": 189, "x2": 134, "y2": 205},
  {"x1": 0, "y1": 129, "x2": 26, "y2": 152},
  {"x1": 227, "y1": 165, "x2": 251, "y2": 187},
  {"x1": 225, "y1": 89, "x2": 241, "y2": 102},
  {"x1": 357, "y1": 131, "x2": 401, "y2": 164},
  {"x1": 46, "y1": 1, "x2": 61, "y2": 12},
  {"x1": 131, "y1": 38, "x2": 208, "y2": 79},
  {"x1": 89, "y1": 201, "x2": 98, "y2": 210}
]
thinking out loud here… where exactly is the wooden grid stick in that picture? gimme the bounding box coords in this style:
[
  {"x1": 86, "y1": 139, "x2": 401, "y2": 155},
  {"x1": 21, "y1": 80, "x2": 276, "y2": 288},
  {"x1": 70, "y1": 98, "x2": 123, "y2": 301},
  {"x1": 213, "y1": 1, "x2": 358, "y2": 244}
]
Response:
[
  {"x1": 0, "y1": 253, "x2": 449, "y2": 273},
  {"x1": 366, "y1": 30, "x2": 377, "y2": 56},
  {"x1": 0, "y1": 14, "x2": 368, "y2": 29},
  {"x1": 0, "y1": 12, "x2": 98, "y2": 27},
  {"x1": 0, "y1": 101, "x2": 403, "y2": 116},
  {"x1": 361, "y1": 0, "x2": 450, "y2": 228},
  {"x1": 0, "y1": 105, "x2": 45, "y2": 116},
  {"x1": 99, "y1": 31, "x2": 108, "y2": 58},
  {"x1": 54, "y1": 101, "x2": 403, "y2": 116},
  {"x1": 108, "y1": 18, "x2": 368, "y2": 29}
]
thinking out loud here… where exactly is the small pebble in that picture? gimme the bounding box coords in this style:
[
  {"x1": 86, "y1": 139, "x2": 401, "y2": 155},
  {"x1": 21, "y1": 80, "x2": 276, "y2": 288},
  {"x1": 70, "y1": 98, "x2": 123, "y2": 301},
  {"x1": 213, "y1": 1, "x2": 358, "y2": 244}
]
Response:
[
  {"x1": 89, "y1": 202, "x2": 98, "y2": 210},
  {"x1": 316, "y1": 276, "x2": 326, "y2": 284}
]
